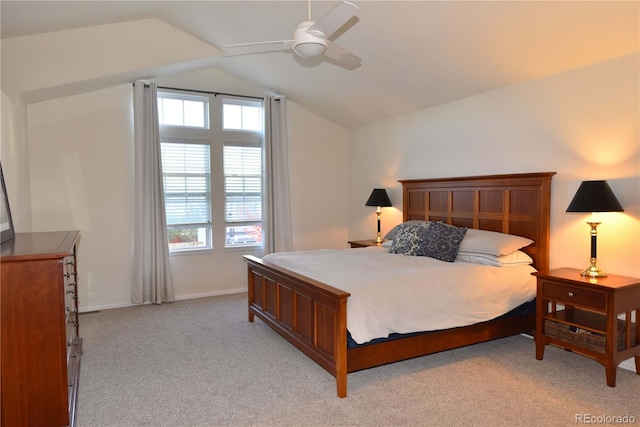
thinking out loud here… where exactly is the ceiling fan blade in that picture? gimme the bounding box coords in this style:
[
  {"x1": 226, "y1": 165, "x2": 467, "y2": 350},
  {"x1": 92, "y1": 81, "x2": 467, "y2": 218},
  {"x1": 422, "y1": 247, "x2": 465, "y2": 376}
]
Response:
[
  {"x1": 307, "y1": 1, "x2": 359, "y2": 38},
  {"x1": 224, "y1": 40, "x2": 293, "y2": 49},
  {"x1": 324, "y1": 40, "x2": 361, "y2": 68},
  {"x1": 223, "y1": 40, "x2": 294, "y2": 57}
]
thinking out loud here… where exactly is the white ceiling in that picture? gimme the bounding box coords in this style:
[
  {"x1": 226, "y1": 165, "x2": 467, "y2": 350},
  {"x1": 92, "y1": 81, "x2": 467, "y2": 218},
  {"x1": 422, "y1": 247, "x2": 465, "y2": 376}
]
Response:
[{"x1": 2, "y1": 1, "x2": 638, "y2": 129}]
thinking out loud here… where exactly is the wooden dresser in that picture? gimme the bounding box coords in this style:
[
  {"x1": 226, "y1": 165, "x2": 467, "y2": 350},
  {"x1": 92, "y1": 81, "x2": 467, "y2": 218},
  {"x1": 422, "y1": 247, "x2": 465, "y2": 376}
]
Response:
[{"x1": 1, "y1": 231, "x2": 81, "y2": 427}]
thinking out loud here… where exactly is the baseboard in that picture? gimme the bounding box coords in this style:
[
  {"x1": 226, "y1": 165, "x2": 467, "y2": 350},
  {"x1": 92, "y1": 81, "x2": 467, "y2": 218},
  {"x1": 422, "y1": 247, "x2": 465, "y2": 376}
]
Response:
[
  {"x1": 520, "y1": 333, "x2": 636, "y2": 373},
  {"x1": 175, "y1": 288, "x2": 246, "y2": 301},
  {"x1": 79, "y1": 288, "x2": 247, "y2": 313},
  {"x1": 619, "y1": 358, "x2": 636, "y2": 372}
]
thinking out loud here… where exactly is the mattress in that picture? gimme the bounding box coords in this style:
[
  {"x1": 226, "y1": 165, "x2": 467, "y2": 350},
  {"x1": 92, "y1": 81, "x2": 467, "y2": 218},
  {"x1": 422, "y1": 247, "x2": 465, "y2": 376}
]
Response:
[{"x1": 262, "y1": 246, "x2": 537, "y2": 345}]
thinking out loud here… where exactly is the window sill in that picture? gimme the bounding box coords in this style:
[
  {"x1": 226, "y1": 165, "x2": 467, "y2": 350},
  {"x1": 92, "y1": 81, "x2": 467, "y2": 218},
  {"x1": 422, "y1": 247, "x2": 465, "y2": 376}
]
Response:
[
  {"x1": 224, "y1": 244, "x2": 262, "y2": 252},
  {"x1": 168, "y1": 245, "x2": 264, "y2": 256},
  {"x1": 169, "y1": 248, "x2": 214, "y2": 257}
]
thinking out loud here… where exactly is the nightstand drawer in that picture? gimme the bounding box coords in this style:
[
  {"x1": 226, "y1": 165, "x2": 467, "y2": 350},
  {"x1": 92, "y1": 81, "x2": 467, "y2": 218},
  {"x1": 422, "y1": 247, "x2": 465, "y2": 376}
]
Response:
[{"x1": 542, "y1": 281, "x2": 606, "y2": 310}]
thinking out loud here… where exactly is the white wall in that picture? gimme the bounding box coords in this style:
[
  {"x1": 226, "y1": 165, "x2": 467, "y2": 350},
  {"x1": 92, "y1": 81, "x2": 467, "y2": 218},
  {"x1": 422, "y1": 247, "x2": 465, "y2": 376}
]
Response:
[
  {"x1": 348, "y1": 54, "x2": 640, "y2": 279},
  {"x1": 27, "y1": 86, "x2": 136, "y2": 309},
  {"x1": 1, "y1": 91, "x2": 32, "y2": 232},
  {"x1": 287, "y1": 102, "x2": 350, "y2": 250}
]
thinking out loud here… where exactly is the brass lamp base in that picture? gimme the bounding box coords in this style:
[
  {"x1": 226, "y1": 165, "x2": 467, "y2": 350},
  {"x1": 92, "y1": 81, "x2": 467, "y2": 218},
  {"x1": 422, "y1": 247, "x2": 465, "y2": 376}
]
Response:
[
  {"x1": 580, "y1": 221, "x2": 607, "y2": 278},
  {"x1": 373, "y1": 210, "x2": 383, "y2": 245},
  {"x1": 581, "y1": 258, "x2": 607, "y2": 278}
]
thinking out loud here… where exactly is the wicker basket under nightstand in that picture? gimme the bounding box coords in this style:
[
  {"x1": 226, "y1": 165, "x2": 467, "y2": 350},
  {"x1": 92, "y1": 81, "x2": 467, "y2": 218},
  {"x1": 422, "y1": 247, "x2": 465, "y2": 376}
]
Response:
[{"x1": 544, "y1": 320, "x2": 636, "y2": 354}]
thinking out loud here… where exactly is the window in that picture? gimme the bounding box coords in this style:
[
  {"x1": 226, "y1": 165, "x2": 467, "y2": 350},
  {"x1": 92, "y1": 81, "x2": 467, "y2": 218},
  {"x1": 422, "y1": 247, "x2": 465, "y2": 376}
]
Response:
[
  {"x1": 222, "y1": 98, "x2": 264, "y2": 247},
  {"x1": 224, "y1": 144, "x2": 262, "y2": 246},
  {"x1": 158, "y1": 93, "x2": 208, "y2": 128},
  {"x1": 223, "y1": 101, "x2": 262, "y2": 131},
  {"x1": 161, "y1": 142, "x2": 211, "y2": 251},
  {"x1": 158, "y1": 91, "x2": 263, "y2": 252}
]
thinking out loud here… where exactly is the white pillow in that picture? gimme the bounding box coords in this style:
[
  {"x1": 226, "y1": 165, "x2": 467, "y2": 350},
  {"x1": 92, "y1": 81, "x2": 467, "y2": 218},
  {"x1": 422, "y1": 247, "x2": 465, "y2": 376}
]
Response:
[
  {"x1": 458, "y1": 229, "x2": 533, "y2": 256},
  {"x1": 456, "y1": 250, "x2": 533, "y2": 267}
]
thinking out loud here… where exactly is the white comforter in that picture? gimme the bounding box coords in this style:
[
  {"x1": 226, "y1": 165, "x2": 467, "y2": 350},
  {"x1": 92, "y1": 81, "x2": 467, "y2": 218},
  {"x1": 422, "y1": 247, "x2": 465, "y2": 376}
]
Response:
[{"x1": 262, "y1": 246, "x2": 536, "y2": 345}]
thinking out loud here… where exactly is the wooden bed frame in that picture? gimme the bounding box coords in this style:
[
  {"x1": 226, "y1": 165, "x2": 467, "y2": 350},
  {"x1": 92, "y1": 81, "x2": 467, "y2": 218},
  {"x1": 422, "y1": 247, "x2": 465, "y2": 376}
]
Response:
[{"x1": 244, "y1": 172, "x2": 555, "y2": 397}]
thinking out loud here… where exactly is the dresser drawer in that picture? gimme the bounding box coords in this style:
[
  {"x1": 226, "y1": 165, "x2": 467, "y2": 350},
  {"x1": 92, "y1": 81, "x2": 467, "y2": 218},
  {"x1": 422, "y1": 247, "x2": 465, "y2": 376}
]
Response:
[{"x1": 542, "y1": 281, "x2": 606, "y2": 310}]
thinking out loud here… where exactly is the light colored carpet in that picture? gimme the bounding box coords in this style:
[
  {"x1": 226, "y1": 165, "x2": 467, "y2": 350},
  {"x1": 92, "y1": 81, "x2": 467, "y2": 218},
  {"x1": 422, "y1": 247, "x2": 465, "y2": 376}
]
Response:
[{"x1": 76, "y1": 293, "x2": 639, "y2": 427}]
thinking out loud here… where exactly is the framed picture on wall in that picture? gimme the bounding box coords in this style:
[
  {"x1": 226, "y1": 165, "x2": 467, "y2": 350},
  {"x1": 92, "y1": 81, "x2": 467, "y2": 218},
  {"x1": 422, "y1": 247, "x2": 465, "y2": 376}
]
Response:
[{"x1": 1, "y1": 163, "x2": 15, "y2": 244}]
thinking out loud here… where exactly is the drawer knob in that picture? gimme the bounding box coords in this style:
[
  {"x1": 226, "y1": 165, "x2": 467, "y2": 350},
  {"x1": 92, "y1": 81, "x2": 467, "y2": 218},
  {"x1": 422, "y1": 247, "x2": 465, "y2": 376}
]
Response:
[{"x1": 568, "y1": 292, "x2": 574, "y2": 297}]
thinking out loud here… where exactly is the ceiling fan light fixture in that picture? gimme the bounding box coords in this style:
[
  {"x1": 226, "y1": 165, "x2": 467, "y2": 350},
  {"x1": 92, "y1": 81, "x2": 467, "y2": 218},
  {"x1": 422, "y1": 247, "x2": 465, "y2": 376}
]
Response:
[
  {"x1": 293, "y1": 42, "x2": 327, "y2": 58},
  {"x1": 292, "y1": 20, "x2": 327, "y2": 59},
  {"x1": 224, "y1": 2, "x2": 360, "y2": 67}
]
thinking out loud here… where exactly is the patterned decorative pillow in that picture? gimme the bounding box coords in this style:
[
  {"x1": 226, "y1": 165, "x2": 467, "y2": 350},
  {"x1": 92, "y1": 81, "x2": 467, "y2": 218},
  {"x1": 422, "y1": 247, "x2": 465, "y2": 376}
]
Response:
[
  {"x1": 421, "y1": 222, "x2": 468, "y2": 262},
  {"x1": 384, "y1": 220, "x2": 430, "y2": 241},
  {"x1": 388, "y1": 222, "x2": 433, "y2": 256}
]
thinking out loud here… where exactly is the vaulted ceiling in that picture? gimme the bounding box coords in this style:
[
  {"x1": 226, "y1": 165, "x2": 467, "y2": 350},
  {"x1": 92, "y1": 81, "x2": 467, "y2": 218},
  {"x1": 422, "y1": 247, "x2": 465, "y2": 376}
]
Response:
[{"x1": 2, "y1": 1, "x2": 638, "y2": 128}]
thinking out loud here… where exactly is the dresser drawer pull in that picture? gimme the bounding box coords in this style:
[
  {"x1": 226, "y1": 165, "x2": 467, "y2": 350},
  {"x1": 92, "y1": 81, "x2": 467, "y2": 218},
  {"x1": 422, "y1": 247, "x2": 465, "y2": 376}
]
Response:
[{"x1": 568, "y1": 292, "x2": 574, "y2": 297}]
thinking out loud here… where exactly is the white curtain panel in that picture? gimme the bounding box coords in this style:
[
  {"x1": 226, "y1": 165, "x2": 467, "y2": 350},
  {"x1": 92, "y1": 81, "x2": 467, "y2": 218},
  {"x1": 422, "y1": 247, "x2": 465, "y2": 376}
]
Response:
[
  {"x1": 264, "y1": 96, "x2": 293, "y2": 253},
  {"x1": 132, "y1": 81, "x2": 175, "y2": 304}
]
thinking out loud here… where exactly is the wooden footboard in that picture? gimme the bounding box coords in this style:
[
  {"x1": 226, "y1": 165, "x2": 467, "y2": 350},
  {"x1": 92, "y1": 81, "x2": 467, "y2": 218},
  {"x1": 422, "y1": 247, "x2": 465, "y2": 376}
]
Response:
[{"x1": 244, "y1": 254, "x2": 350, "y2": 397}]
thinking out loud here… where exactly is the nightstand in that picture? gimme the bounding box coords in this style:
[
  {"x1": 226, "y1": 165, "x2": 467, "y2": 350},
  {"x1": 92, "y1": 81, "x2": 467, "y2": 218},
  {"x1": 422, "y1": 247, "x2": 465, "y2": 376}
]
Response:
[
  {"x1": 533, "y1": 268, "x2": 640, "y2": 386},
  {"x1": 348, "y1": 239, "x2": 383, "y2": 248}
]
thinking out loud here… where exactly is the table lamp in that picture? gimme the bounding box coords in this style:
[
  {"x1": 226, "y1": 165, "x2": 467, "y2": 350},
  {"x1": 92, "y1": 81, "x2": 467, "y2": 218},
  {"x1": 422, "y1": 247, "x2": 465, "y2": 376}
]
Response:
[
  {"x1": 365, "y1": 188, "x2": 392, "y2": 245},
  {"x1": 566, "y1": 180, "x2": 624, "y2": 278}
]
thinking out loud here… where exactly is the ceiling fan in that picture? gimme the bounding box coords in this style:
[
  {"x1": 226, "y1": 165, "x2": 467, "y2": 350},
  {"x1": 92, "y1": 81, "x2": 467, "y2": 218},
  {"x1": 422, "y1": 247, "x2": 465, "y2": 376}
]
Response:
[{"x1": 223, "y1": 0, "x2": 361, "y2": 68}]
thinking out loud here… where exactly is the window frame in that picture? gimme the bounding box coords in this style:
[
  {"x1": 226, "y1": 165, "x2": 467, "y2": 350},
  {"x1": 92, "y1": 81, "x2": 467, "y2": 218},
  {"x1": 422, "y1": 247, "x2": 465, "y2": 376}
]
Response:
[
  {"x1": 157, "y1": 90, "x2": 265, "y2": 254},
  {"x1": 220, "y1": 97, "x2": 264, "y2": 249}
]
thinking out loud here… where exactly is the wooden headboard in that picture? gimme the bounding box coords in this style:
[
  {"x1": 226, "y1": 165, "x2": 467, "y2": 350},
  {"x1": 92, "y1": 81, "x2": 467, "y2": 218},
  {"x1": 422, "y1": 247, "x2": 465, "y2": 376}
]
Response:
[{"x1": 399, "y1": 172, "x2": 555, "y2": 271}]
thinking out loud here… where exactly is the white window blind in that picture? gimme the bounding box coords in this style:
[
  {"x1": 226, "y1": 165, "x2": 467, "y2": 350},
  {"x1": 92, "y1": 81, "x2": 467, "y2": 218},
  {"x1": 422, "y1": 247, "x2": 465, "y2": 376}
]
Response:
[
  {"x1": 224, "y1": 145, "x2": 262, "y2": 224},
  {"x1": 161, "y1": 143, "x2": 211, "y2": 226}
]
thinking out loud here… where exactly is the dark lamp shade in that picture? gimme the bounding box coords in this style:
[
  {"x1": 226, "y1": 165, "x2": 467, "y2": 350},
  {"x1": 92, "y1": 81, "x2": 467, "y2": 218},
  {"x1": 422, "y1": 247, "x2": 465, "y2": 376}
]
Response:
[
  {"x1": 566, "y1": 180, "x2": 624, "y2": 213},
  {"x1": 365, "y1": 188, "x2": 392, "y2": 207}
]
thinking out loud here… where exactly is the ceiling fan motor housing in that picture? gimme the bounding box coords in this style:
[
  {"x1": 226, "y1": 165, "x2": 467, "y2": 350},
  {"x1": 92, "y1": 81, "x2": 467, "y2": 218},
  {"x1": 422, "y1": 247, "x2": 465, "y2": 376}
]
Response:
[{"x1": 292, "y1": 21, "x2": 327, "y2": 58}]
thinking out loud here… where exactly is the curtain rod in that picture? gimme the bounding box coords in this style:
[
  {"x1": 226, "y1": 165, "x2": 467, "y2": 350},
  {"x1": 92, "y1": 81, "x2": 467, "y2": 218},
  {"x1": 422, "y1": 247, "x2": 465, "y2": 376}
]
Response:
[{"x1": 140, "y1": 83, "x2": 264, "y2": 101}]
